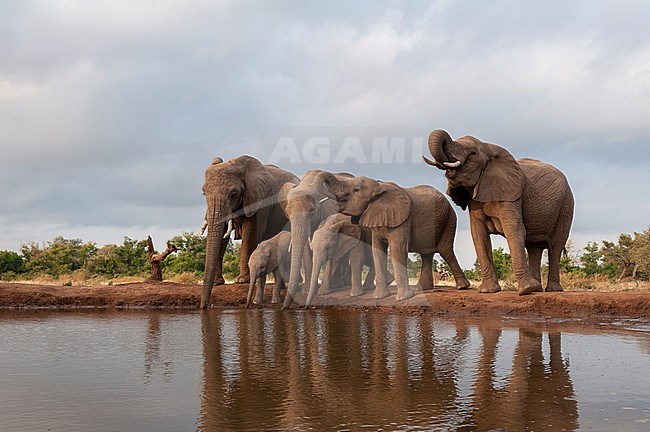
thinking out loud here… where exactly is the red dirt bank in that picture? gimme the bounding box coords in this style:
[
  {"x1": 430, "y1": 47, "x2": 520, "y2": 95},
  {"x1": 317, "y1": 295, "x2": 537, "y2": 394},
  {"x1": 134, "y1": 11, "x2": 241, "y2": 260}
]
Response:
[{"x1": 1, "y1": 281, "x2": 648, "y2": 318}]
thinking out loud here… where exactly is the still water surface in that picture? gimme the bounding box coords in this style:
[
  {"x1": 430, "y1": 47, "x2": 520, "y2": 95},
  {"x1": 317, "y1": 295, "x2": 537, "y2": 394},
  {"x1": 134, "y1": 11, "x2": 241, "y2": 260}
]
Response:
[{"x1": 0, "y1": 309, "x2": 648, "y2": 431}]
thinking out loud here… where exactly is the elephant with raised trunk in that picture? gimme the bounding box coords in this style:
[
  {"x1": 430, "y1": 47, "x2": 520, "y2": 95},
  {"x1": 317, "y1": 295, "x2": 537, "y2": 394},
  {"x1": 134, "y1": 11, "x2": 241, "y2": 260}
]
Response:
[
  {"x1": 305, "y1": 213, "x2": 376, "y2": 307},
  {"x1": 200, "y1": 155, "x2": 299, "y2": 309},
  {"x1": 316, "y1": 173, "x2": 470, "y2": 301},
  {"x1": 423, "y1": 130, "x2": 574, "y2": 295},
  {"x1": 280, "y1": 170, "x2": 354, "y2": 309}
]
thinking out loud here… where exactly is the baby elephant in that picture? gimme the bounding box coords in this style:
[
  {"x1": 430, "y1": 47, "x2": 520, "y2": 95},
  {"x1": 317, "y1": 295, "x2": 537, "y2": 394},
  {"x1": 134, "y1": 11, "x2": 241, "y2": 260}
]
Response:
[
  {"x1": 246, "y1": 231, "x2": 291, "y2": 307},
  {"x1": 316, "y1": 173, "x2": 470, "y2": 301},
  {"x1": 305, "y1": 214, "x2": 375, "y2": 307}
]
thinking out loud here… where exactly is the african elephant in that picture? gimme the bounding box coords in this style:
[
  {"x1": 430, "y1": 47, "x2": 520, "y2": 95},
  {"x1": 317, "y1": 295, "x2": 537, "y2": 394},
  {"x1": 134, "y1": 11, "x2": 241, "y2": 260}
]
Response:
[
  {"x1": 316, "y1": 173, "x2": 470, "y2": 301},
  {"x1": 304, "y1": 213, "x2": 376, "y2": 307},
  {"x1": 246, "y1": 231, "x2": 291, "y2": 307},
  {"x1": 200, "y1": 155, "x2": 299, "y2": 309},
  {"x1": 280, "y1": 170, "x2": 354, "y2": 309},
  {"x1": 423, "y1": 129, "x2": 574, "y2": 295}
]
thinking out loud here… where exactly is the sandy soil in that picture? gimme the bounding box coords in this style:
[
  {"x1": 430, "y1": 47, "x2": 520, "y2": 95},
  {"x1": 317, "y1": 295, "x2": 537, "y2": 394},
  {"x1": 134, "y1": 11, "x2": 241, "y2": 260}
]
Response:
[{"x1": 1, "y1": 281, "x2": 648, "y2": 318}]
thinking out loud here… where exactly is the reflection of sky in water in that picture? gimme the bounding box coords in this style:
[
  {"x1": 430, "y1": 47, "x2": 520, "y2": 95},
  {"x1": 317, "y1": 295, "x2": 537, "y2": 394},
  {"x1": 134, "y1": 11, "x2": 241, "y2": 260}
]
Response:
[{"x1": 218, "y1": 313, "x2": 241, "y2": 391}]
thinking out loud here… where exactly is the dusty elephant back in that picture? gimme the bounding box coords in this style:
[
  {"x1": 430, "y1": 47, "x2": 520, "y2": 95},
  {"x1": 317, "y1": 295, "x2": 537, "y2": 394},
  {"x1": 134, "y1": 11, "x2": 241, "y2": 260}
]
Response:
[
  {"x1": 406, "y1": 185, "x2": 457, "y2": 253},
  {"x1": 518, "y1": 158, "x2": 574, "y2": 243}
]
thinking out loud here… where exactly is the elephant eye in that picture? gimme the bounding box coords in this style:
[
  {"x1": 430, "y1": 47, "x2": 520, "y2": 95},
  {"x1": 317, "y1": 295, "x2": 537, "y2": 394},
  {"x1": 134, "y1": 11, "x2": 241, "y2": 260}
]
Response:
[{"x1": 353, "y1": 187, "x2": 360, "y2": 193}]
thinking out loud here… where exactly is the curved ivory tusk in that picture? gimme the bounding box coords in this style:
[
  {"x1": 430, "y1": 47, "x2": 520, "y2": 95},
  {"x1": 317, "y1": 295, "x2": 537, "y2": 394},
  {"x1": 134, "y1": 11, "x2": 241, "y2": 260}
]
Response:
[
  {"x1": 200, "y1": 220, "x2": 208, "y2": 235},
  {"x1": 288, "y1": 243, "x2": 292, "y2": 253},
  {"x1": 223, "y1": 219, "x2": 233, "y2": 239},
  {"x1": 308, "y1": 236, "x2": 313, "y2": 251},
  {"x1": 443, "y1": 160, "x2": 462, "y2": 168},
  {"x1": 319, "y1": 196, "x2": 329, "y2": 203}
]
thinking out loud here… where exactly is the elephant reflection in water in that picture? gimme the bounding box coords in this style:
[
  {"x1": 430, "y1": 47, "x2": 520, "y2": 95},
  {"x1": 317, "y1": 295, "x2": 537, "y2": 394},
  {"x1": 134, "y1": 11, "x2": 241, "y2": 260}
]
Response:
[
  {"x1": 198, "y1": 313, "x2": 577, "y2": 431},
  {"x1": 464, "y1": 324, "x2": 578, "y2": 432},
  {"x1": 198, "y1": 311, "x2": 470, "y2": 431}
]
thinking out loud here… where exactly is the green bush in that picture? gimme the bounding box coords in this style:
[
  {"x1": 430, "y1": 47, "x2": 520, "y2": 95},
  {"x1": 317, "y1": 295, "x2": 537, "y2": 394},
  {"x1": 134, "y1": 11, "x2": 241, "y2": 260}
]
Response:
[
  {"x1": 0, "y1": 250, "x2": 25, "y2": 279},
  {"x1": 83, "y1": 237, "x2": 149, "y2": 278},
  {"x1": 164, "y1": 232, "x2": 207, "y2": 276},
  {"x1": 21, "y1": 237, "x2": 97, "y2": 278}
]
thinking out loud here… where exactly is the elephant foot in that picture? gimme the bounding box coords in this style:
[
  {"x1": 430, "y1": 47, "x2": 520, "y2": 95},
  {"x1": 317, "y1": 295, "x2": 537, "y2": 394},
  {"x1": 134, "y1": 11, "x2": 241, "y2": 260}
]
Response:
[
  {"x1": 213, "y1": 277, "x2": 225, "y2": 286},
  {"x1": 254, "y1": 296, "x2": 265, "y2": 305},
  {"x1": 396, "y1": 287, "x2": 416, "y2": 302},
  {"x1": 455, "y1": 277, "x2": 471, "y2": 290},
  {"x1": 271, "y1": 296, "x2": 282, "y2": 304},
  {"x1": 373, "y1": 286, "x2": 391, "y2": 299},
  {"x1": 234, "y1": 274, "x2": 250, "y2": 284},
  {"x1": 518, "y1": 279, "x2": 543, "y2": 296},
  {"x1": 478, "y1": 281, "x2": 502, "y2": 293},
  {"x1": 362, "y1": 281, "x2": 375, "y2": 291},
  {"x1": 349, "y1": 286, "x2": 364, "y2": 297},
  {"x1": 545, "y1": 281, "x2": 564, "y2": 292},
  {"x1": 319, "y1": 284, "x2": 333, "y2": 295},
  {"x1": 414, "y1": 283, "x2": 428, "y2": 292}
]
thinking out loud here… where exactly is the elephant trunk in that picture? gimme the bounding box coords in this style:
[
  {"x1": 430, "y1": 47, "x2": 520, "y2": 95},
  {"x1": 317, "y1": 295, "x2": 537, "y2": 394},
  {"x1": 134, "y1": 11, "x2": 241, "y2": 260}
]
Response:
[
  {"x1": 305, "y1": 247, "x2": 328, "y2": 308},
  {"x1": 245, "y1": 274, "x2": 256, "y2": 308},
  {"x1": 201, "y1": 199, "x2": 226, "y2": 309},
  {"x1": 313, "y1": 171, "x2": 344, "y2": 200},
  {"x1": 428, "y1": 129, "x2": 465, "y2": 167},
  {"x1": 282, "y1": 217, "x2": 309, "y2": 309}
]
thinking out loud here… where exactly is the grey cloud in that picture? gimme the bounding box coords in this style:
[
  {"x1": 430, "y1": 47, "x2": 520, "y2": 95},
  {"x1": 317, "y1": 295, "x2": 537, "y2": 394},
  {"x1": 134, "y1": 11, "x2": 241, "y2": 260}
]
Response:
[{"x1": 1, "y1": 0, "x2": 649, "y2": 252}]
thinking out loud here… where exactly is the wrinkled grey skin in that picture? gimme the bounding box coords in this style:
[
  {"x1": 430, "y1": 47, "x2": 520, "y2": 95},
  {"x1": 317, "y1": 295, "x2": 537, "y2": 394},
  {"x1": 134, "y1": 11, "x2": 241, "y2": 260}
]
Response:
[
  {"x1": 280, "y1": 170, "x2": 354, "y2": 309},
  {"x1": 317, "y1": 174, "x2": 470, "y2": 302},
  {"x1": 246, "y1": 231, "x2": 292, "y2": 307},
  {"x1": 201, "y1": 155, "x2": 299, "y2": 309},
  {"x1": 423, "y1": 129, "x2": 574, "y2": 295},
  {"x1": 305, "y1": 214, "x2": 376, "y2": 307}
]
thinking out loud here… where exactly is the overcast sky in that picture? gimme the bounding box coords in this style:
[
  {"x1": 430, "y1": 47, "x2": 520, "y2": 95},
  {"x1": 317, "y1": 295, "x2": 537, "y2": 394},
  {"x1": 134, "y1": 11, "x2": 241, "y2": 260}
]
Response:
[{"x1": 1, "y1": 0, "x2": 649, "y2": 268}]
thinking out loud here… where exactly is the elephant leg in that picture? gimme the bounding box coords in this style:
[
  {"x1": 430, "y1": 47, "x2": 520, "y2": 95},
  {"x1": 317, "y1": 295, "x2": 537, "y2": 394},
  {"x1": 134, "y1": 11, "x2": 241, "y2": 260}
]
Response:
[
  {"x1": 527, "y1": 244, "x2": 543, "y2": 284},
  {"x1": 498, "y1": 203, "x2": 542, "y2": 295},
  {"x1": 214, "y1": 234, "x2": 228, "y2": 286},
  {"x1": 236, "y1": 218, "x2": 257, "y2": 284},
  {"x1": 362, "y1": 249, "x2": 376, "y2": 291},
  {"x1": 272, "y1": 269, "x2": 285, "y2": 304},
  {"x1": 389, "y1": 238, "x2": 415, "y2": 301},
  {"x1": 417, "y1": 253, "x2": 434, "y2": 291},
  {"x1": 254, "y1": 276, "x2": 266, "y2": 304},
  {"x1": 546, "y1": 246, "x2": 564, "y2": 292},
  {"x1": 470, "y1": 213, "x2": 501, "y2": 293},
  {"x1": 439, "y1": 245, "x2": 471, "y2": 290},
  {"x1": 371, "y1": 232, "x2": 390, "y2": 299},
  {"x1": 349, "y1": 247, "x2": 364, "y2": 297}
]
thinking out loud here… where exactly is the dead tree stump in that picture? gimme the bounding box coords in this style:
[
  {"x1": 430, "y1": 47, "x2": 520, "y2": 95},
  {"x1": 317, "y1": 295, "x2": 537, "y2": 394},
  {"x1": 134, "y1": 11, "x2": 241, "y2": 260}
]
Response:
[{"x1": 147, "y1": 236, "x2": 178, "y2": 282}]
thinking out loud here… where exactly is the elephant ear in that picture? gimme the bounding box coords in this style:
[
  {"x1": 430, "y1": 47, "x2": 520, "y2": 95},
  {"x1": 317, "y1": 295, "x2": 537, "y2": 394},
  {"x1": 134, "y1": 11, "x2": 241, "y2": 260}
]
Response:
[
  {"x1": 473, "y1": 144, "x2": 525, "y2": 203},
  {"x1": 242, "y1": 156, "x2": 273, "y2": 217},
  {"x1": 278, "y1": 182, "x2": 295, "y2": 217},
  {"x1": 447, "y1": 186, "x2": 472, "y2": 211},
  {"x1": 360, "y1": 182, "x2": 412, "y2": 228},
  {"x1": 331, "y1": 220, "x2": 361, "y2": 261}
]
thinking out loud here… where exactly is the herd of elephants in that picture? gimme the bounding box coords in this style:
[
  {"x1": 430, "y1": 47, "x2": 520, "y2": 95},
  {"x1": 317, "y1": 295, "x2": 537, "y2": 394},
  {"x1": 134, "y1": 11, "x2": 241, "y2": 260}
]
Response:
[{"x1": 199, "y1": 129, "x2": 574, "y2": 310}]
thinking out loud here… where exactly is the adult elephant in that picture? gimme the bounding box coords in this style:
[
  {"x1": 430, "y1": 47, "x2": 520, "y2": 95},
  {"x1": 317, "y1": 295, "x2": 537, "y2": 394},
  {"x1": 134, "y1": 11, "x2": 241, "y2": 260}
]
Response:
[
  {"x1": 423, "y1": 130, "x2": 574, "y2": 295},
  {"x1": 316, "y1": 174, "x2": 470, "y2": 301},
  {"x1": 280, "y1": 170, "x2": 354, "y2": 309},
  {"x1": 200, "y1": 155, "x2": 299, "y2": 309}
]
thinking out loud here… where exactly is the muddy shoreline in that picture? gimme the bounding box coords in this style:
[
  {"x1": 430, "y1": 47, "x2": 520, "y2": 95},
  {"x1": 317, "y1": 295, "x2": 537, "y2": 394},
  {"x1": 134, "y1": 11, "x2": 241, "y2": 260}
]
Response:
[{"x1": 1, "y1": 281, "x2": 648, "y2": 319}]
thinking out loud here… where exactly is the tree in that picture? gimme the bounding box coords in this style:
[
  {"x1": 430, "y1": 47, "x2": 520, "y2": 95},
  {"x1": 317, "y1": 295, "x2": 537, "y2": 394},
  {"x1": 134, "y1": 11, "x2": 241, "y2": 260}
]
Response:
[
  {"x1": 602, "y1": 234, "x2": 635, "y2": 280},
  {"x1": 21, "y1": 237, "x2": 96, "y2": 277},
  {"x1": 83, "y1": 237, "x2": 149, "y2": 278},
  {"x1": 147, "y1": 236, "x2": 178, "y2": 281},
  {"x1": 0, "y1": 251, "x2": 24, "y2": 279},
  {"x1": 164, "y1": 232, "x2": 207, "y2": 275}
]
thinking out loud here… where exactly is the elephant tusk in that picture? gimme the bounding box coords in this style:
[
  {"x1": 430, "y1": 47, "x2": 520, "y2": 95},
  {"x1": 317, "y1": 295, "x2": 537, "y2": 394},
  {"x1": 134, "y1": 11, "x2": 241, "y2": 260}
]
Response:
[
  {"x1": 308, "y1": 236, "x2": 313, "y2": 251},
  {"x1": 223, "y1": 220, "x2": 233, "y2": 239},
  {"x1": 319, "y1": 196, "x2": 329, "y2": 203},
  {"x1": 288, "y1": 243, "x2": 292, "y2": 253},
  {"x1": 200, "y1": 220, "x2": 208, "y2": 235},
  {"x1": 443, "y1": 160, "x2": 462, "y2": 168}
]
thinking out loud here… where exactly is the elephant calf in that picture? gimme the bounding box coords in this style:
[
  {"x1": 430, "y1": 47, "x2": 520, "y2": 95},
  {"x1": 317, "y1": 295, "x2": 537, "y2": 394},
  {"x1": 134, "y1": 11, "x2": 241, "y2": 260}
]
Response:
[
  {"x1": 246, "y1": 231, "x2": 291, "y2": 307},
  {"x1": 305, "y1": 214, "x2": 376, "y2": 307},
  {"x1": 317, "y1": 173, "x2": 470, "y2": 301}
]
